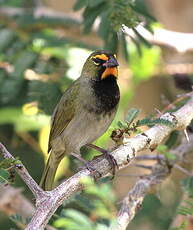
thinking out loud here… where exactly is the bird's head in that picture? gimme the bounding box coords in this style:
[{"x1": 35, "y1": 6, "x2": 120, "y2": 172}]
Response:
[{"x1": 81, "y1": 50, "x2": 119, "y2": 81}]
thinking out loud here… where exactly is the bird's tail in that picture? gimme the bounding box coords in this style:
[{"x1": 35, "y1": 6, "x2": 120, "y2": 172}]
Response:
[{"x1": 39, "y1": 151, "x2": 62, "y2": 191}]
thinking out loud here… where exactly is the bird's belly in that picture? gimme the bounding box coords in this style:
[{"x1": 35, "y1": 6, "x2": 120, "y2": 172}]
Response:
[{"x1": 61, "y1": 110, "x2": 115, "y2": 153}]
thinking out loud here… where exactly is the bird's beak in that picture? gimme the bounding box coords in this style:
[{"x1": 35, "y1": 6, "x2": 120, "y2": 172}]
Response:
[
  {"x1": 101, "y1": 56, "x2": 119, "y2": 79},
  {"x1": 103, "y1": 57, "x2": 119, "y2": 68}
]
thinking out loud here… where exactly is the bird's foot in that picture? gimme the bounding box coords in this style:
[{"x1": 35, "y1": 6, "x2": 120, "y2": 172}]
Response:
[
  {"x1": 85, "y1": 161, "x2": 102, "y2": 179},
  {"x1": 86, "y1": 144, "x2": 118, "y2": 178},
  {"x1": 104, "y1": 151, "x2": 118, "y2": 179},
  {"x1": 71, "y1": 152, "x2": 87, "y2": 164},
  {"x1": 71, "y1": 152, "x2": 101, "y2": 178}
]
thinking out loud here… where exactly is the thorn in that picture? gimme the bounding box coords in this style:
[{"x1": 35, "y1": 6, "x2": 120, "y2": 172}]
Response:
[{"x1": 184, "y1": 129, "x2": 190, "y2": 142}]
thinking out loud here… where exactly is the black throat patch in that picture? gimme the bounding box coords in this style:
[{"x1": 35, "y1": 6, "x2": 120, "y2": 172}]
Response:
[{"x1": 90, "y1": 75, "x2": 120, "y2": 114}]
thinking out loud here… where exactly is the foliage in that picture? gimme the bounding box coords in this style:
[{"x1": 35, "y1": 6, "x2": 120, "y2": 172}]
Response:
[
  {"x1": 156, "y1": 145, "x2": 176, "y2": 161},
  {"x1": 0, "y1": 158, "x2": 21, "y2": 185},
  {"x1": 169, "y1": 177, "x2": 193, "y2": 230},
  {"x1": 111, "y1": 108, "x2": 175, "y2": 144},
  {"x1": 53, "y1": 176, "x2": 116, "y2": 229},
  {"x1": 74, "y1": 0, "x2": 155, "y2": 58},
  {"x1": 170, "y1": 222, "x2": 188, "y2": 230}
]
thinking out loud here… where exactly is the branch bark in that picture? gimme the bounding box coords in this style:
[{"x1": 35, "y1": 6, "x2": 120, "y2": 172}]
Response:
[
  {"x1": 0, "y1": 95, "x2": 193, "y2": 230},
  {"x1": 110, "y1": 133, "x2": 193, "y2": 230},
  {"x1": 0, "y1": 185, "x2": 56, "y2": 230}
]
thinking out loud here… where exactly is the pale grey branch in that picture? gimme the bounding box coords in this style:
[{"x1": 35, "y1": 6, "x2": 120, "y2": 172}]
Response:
[{"x1": 110, "y1": 133, "x2": 193, "y2": 230}]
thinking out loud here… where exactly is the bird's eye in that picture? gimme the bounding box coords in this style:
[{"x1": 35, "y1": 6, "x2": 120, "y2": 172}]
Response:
[{"x1": 92, "y1": 58, "x2": 102, "y2": 65}]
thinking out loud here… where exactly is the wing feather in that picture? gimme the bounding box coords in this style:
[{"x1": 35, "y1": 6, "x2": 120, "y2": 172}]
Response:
[{"x1": 48, "y1": 81, "x2": 79, "y2": 152}]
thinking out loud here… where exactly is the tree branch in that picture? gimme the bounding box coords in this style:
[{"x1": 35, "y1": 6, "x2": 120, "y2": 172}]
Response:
[
  {"x1": 110, "y1": 133, "x2": 193, "y2": 230},
  {"x1": 0, "y1": 143, "x2": 44, "y2": 200},
  {"x1": 0, "y1": 185, "x2": 56, "y2": 230},
  {"x1": 0, "y1": 95, "x2": 193, "y2": 229}
]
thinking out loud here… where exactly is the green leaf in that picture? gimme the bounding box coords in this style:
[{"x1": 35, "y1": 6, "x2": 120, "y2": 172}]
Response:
[
  {"x1": 54, "y1": 218, "x2": 79, "y2": 229},
  {"x1": 65, "y1": 209, "x2": 93, "y2": 227},
  {"x1": 181, "y1": 177, "x2": 193, "y2": 197},
  {"x1": 165, "y1": 131, "x2": 179, "y2": 148},
  {"x1": 0, "y1": 168, "x2": 10, "y2": 185},
  {"x1": 132, "y1": 0, "x2": 156, "y2": 21},
  {"x1": 137, "y1": 118, "x2": 174, "y2": 128},
  {"x1": 0, "y1": 158, "x2": 21, "y2": 169},
  {"x1": 73, "y1": 0, "x2": 88, "y2": 11},
  {"x1": 0, "y1": 29, "x2": 16, "y2": 52},
  {"x1": 97, "y1": 11, "x2": 111, "y2": 40},
  {"x1": 170, "y1": 221, "x2": 188, "y2": 230},
  {"x1": 156, "y1": 144, "x2": 168, "y2": 152},
  {"x1": 89, "y1": 0, "x2": 105, "y2": 7},
  {"x1": 132, "y1": 28, "x2": 152, "y2": 48},
  {"x1": 28, "y1": 81, "x2": 62, "y2": 115},
  {"x1": 83, "y1": 3, "x2": 105, "y2": 33},
  {"x1": 55, "y1": 209, "x2": 93, "y2": 230},
  {"x1": 117, "y1": 121, "x2": 127, "y2": 128},
  {"x1": 11, "y1": 51, "x2": 38, "y2": 77},
  {"x1": 164, "y1": 151, "x2": 176, "y2": 160},
  {"x1": 126, "y1": 108, "x2": 140, "y2": 125},
  {"x1": 156, "y1": 144, "x2": 176, "y2": 160}
]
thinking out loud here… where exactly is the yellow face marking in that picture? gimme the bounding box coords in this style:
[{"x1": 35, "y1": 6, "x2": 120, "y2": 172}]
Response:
[
  {"x1": 113, "y1": 54, "x2": 117, "y2": 58},
  {"x1": 93, "y1": 54, "x2": 108, "y2": 61},
  {"x1": 101, "y1": 67, "x2": 118, "y2": 79}
]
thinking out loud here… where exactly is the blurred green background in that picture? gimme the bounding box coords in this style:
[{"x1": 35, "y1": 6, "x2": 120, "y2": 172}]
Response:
[{"x1": 0, "y1": 0, "x2": 193, "y2": 229}]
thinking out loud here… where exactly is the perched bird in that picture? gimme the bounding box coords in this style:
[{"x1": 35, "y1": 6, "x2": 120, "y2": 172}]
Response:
[{"x1": 40, "y1": 50, "x2": 120, "y2": 190}]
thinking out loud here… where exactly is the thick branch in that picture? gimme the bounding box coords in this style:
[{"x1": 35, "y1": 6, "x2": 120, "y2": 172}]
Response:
[
  {"x1": 0, "y1": 96, "x2": 193, "y2": 230},
  {"x1": 110, "y1": 133, "x2": 193, "y2": 230}
]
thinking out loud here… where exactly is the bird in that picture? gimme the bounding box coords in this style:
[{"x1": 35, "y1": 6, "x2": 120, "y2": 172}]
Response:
[{"x1": 40, "y1": 50, "x2": 120, "y2": 190}]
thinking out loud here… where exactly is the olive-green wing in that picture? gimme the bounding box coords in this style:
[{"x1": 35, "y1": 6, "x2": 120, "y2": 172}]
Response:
[{"x1": 48, "y1": 81, "x2": 79, "y2": 152}]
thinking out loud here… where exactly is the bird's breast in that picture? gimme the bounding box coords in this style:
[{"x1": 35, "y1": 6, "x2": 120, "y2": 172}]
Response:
[{"x1": 84, "y1": 77, "x2": 120, "y2": 115}]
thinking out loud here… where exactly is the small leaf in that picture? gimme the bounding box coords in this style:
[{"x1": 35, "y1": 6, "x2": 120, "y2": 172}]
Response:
[
  {"x1": 181, "y1": 177, "x2": 193, "y2": 197},
  {"x1": 117, "y1": 121, "x2": 125, "y2": 128},
  {"x1": 170, "y1": 221, "x2": 188, "y2": 230},
  {"x1": 0, "y1": 168, "x2": 10, "y2": 185},
  {"x1": 156, "y1": 145, "x2": 168, "y2": 152},
  {"x1": 156, "y1": 144, "x2": 176, "y2": 160},
  {"x1": 83, "y1": 4, "x2": 104, "y2": 34},
  {"x1": 165, "y1": 131, "x2": 179, "y2": 149},
  {"x1": 65, "y1": 209, "x2": 92, "y2": 227},
  {"x1": 137, "y1": 118, "x2": 174, "y2": 128},
  {"x1": 73, "y1": 0, "x2": 88, "y2": 11},
  {"x1": 126, "y1": 108, "x2": 140, "y2": 125},
  {"x1": 164, "y1": 151, "x2": 176, "y2": 160}
]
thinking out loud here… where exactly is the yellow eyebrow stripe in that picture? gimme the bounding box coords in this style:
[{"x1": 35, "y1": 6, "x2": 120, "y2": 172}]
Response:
[{"x1": 93, "y1": 54, "x2": 108, "y2": 61}]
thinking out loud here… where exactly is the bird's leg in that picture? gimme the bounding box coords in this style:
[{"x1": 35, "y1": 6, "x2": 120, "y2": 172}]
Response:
[
  {"x1": 71, "y1": 152, "x2": 87, "y2": 164},
  {"x1": 86, "y1": 143, "x2": 118, "y2": 178},
  {"x1": 71, "y1": 152, "x2": 100, "y2": 177},
  {"x1": 86, "y1": 143, "x2": 108, "y2": 154}
]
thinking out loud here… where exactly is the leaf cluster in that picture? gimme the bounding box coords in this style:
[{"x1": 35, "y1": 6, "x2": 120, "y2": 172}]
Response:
[
  {"x1": 74, "y1": 0, "x2": 155, "y2": 58},
  {"x1": 0, "y1": 157, "x2": 21, "y2": 185},
  {"x1": 111, "y1": 108, "x2": 175, "y2": 144},
  {"x1": 53, "y1": 177, "x2": 116, "y2": 230}
]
